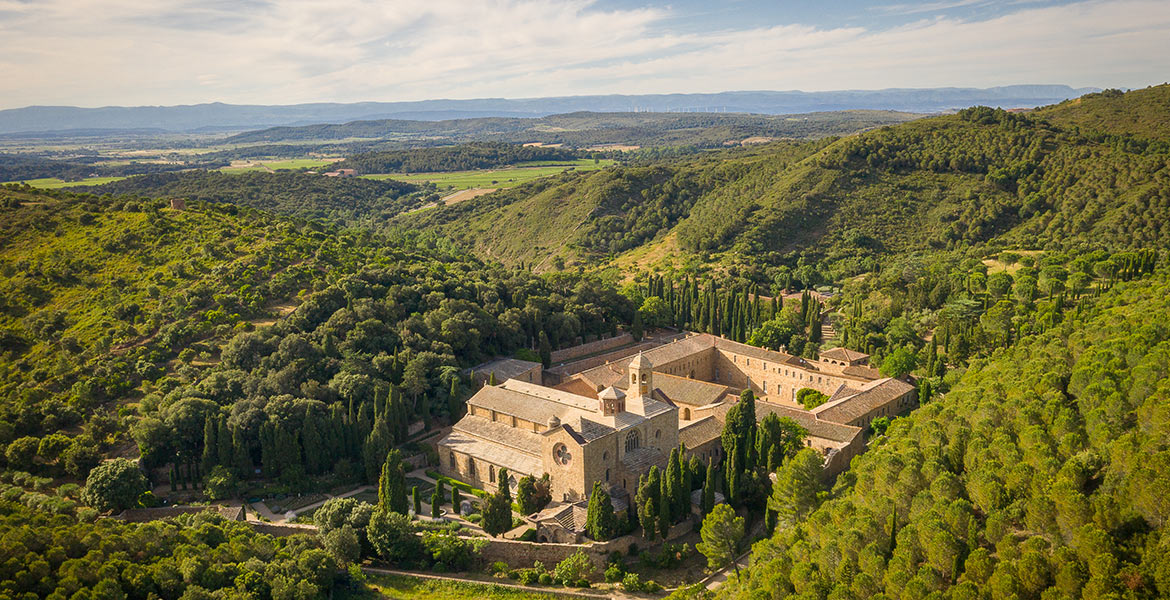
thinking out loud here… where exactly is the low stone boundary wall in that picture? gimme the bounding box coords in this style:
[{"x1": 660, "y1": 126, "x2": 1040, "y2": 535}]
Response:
[
  {"x1": 477, "y1": 517, "x2": 693, "y2": 569},
  {"x1": 550, "y1": 333, "x2": 632, "y2": 364}
]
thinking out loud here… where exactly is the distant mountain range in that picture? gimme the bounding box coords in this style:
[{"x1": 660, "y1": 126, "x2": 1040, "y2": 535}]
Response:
[{"x1": 0, "y1": 85, "x2": 1099, "y2": 135}]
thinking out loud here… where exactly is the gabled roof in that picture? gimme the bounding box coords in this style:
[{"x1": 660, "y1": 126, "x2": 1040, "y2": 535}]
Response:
[
  {"x1": 754, "y1": 402, "x2": 863, "y2": 444},
  {"x1": 470, "y1": 357, "x2": 541, "y2": 381},
  {"x1": 619, "y1": 372, "x2": 729, "y2": 407},
  {"x1": 812, "y1": 377, "x2": 915, "y2": 424},
  {"x1": 820, "y1": 347, "x2": 870, "y2": 363},
  {"x1": 679, "y1": 415, "x2": 723, "y2": 449},
  {"x1": 438, "y1": 427, "x2": 543, "y2": 477}
]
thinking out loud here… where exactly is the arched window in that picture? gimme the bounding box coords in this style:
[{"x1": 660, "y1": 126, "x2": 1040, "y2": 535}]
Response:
[
  {"x1": 449, "y1": 452, "x2": 456, "y2": 469},
  {"x1": 489, "y1": 465, "x2": 495, "y2": 482},
  {"x1": 468, "y1": 459, "x2": 476, "y2": 477},
  {"x1": 605, "y1": 468, "x2": 610, "y2": 482},
  {"x1": 683, "y1": 408, "x2": 691, "y2": 420},
  {"x1": 654, "y1": 429, "x2": 661, "y2": 441},
  {"x1": 625, "y1": 429, "x2": 641, "y2": 452}
]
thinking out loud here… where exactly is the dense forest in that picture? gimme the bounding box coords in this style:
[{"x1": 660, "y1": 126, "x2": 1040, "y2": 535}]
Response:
[
  {"x1": 719, "y1": 261, "x2": 1170, "y2": 600},
  {"x1": 331, "y1": 142, "x2": 583, "y2": 174},
  {"x1": 78, "y1": 171, "x2": 423, "y2": 225}
]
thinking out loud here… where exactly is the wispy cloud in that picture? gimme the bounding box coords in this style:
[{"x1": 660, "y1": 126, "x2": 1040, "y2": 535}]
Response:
[
  {"x1": 0, "y1": 0, "x2": 1167, "y2": 108},
  {"x1": 873, "y1": 0, "x2": 992, "y2": 16}
]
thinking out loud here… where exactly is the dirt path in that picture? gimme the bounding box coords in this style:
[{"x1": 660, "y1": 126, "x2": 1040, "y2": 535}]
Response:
[{"x1": 703, "y1": 552, "x2": 751, "y2": 590}]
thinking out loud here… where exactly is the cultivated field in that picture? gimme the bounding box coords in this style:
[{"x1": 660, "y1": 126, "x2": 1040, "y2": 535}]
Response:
[
  {"x1": 219, "y1": 158, "x2": 339, "y2": 172},
  {"x1": 363, "y1": 159, "x2": 613, "y2": 190},
  {"x1": 10, "y1": 176, "x2": 129, "y2": 189}
]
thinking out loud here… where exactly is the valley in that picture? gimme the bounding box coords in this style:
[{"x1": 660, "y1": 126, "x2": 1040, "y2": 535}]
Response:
[{"x1": 1, "y1": 84, "x2": 1169, "y2": 600}]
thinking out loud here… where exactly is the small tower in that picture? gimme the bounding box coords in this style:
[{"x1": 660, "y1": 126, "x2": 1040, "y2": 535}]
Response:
[
  {"x1": 629, "y1": 352, "x2": 653, "y2": 399},
  {"x1": 598, "y1": 386, "x2": 626, "y2": 416}
]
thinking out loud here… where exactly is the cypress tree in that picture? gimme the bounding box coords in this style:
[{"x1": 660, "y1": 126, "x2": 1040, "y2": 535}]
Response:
[
  {"x1": 497, "y1": 467, "x2": 512, "y2": 502},
  {"x1": 232, "y1": 427, "x2": 252, "y2": 479},
  {"x1": 451, "y1": 486, "x2": 462, "y2": 515},
  {"x1": 667, "y1": 447, "x2": 686, "y2": 521},
  {"x1": 302, "y1": 414, "x2": 323, "y2": 475},
  {"x1": 635, "y1": 469, "x2": 662, "y2": 541},
  {"x1": 201, "y1": 417, "x2": 217, "y2": 474},
  {"x1": 702, "y1": 459, "x2": 717, "y2": 515},
  {"x1": 385, "y1": 450, "x2": 409, "y2": 514},
  {"x1": 216, "y1": 417, "x2": 232, "y2": 469},
  {"x1": 431, "y1": 479, "x2": 444, "y2": 518},
  {"x1": 538, "y1": 331, "x2": 552, "y2": 368},
  {"x1": 412, "y1": 486, "x2": 421, "y2": 516},
  {"x1": 584, "y1": 481, "x2": 617, "y2": 541}
]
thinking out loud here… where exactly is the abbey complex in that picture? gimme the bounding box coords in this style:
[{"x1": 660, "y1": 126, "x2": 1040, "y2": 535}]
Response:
[{"x1": 438, "y1": 332, "x2": 916, "y2": 510}]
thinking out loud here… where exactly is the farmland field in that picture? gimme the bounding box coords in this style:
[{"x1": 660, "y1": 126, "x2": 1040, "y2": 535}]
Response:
[
  {"x1": 220, "y1": 158, "x2": 339, "y2": 172},
  {"x1": 363, "y1": 159, "x2": 613, "y2": 190},
  {"x1": 7, "y1": 176, "x2": 130, "y2": 189}
]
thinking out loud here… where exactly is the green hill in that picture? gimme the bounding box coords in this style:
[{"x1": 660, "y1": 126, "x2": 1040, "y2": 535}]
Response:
[
  {"x1": 721, "y1": 264, "x2": 1170, "y2": 600},
  {"x1": 1035, "y1": 85, "x2": 1170, "y2": 143},
  {"x1": 0, "y1": 187, "x2": 401, "y2": 454},
  {"x1": 79, "y1": 171, "x2": 422, "y2": 226},
  {"x1": 394, "y1": 88, "x2": 1170, "y2": 281}
]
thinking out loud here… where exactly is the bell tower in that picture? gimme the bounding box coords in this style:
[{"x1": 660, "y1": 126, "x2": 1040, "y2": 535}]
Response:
[
  {"x1": 629, "y1": 352, "x2": 653, "y2": 399},
  {"x1": 598, "y1": 386, "x2": 626, "y2": 416}
]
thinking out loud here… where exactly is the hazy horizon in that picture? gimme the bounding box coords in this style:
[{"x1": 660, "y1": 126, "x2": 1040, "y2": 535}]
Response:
[{"x1": 1, "y1": 0, "x2": 1167, "y2": 110}]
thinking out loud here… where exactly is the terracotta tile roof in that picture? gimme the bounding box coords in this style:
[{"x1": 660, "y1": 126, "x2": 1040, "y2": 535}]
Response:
[
  {"x1": 621, "y1": 446, "x2": 668, "y2": 473},
  {"x1": 755, "y1": 401, "x2": 863, "y2": 444},
  {"x1": 471, "y1": 357, "x2": 541, "y2": 381},
  {"x1": 620, "y1": 372, "x2": 728, "y2": 407},
  {"x1": 452, "y1": 415, "x2": 543, "y2": 455},
  {"x1": 713, "y1": 336, "x2": 796, "y2": 364},
  {"x1": 467, "y1": 384, "x2": 567, "y2": 425},
  {"x1": 812, "y1": 377, "x2": 916, "y2": 424},
  {"x1": 638, "y1": 333, "x2": 717, "y2": 365},
  {"x1": 679, "y1": 415, "x2": 723, "y2": 449},
  {"x1": 437, "y1": 428, "x2": 543, "y2": 477},
  {"x1": 820, "y1": 347, "x2": 870, "y2": 363},
  {"x1": 842, "y1": 365, "x2": 882, "y2": 379}
]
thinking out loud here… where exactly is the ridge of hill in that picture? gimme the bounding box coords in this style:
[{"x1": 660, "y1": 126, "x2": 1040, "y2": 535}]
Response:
[
  {"x1": 0, "y1": 85, "x2": 1092, "y2": 134},
  {"x1": 1035, "y1": 85, "x2": 1170, "y2": 143},
  {"x1": 223, "y1": 110, "x2": 924, "y2": 147},
  {"x1": 393, "y1": 86, "x2": 1170, "y2": 278}
]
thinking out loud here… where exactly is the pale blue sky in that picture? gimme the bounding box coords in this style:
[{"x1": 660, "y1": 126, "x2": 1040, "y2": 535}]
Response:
[{"x1": 0, "y1": 0, "x2": 1166, "y2": 108}]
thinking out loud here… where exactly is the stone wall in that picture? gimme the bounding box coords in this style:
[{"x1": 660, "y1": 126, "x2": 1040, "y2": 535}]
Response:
[
  {"x1": 548, "y1": 342, "x2": 659, "y2": 378},
  {"x1": 550, "y1": 333, "x2": 633, "y2": 364},
  {"x1": 475, "y1": 516, "x2": 693, "y2": 570}
]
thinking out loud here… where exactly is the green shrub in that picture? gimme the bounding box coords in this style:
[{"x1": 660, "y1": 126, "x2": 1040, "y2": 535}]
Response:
[
  {"x1": 605, "y1": 564, "x2": 625, "y2": 583},
  {"x1": 538, "y1": 573, "x2": 554, "y2": 585}
]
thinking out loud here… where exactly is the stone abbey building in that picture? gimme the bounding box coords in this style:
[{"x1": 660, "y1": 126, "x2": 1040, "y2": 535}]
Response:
[{"x1": 437, "y1": 332, "x2": 916, "y2": 509}]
